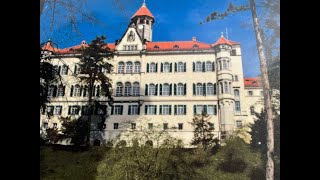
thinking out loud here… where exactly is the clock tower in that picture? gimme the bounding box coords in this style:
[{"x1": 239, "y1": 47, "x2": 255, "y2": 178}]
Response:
[{"x1": 131, "y1": 2, "x2": 154, "y2": 42}]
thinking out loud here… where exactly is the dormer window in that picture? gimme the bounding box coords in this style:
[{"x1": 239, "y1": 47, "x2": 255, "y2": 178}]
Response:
[
  {"x1": 154, "y1": 45, "x2": 159, "y2": 49},
  {"x1": 193, "y1": 44, "x2": 199, "y2": 49},
  {"x1": 173, "y1": 45, "x2": 179, "y2": 49}
]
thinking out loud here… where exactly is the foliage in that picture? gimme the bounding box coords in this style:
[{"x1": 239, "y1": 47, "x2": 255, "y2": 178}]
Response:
[{"x1": 191, "y1": 112, "x2": 219, "y2": 150}]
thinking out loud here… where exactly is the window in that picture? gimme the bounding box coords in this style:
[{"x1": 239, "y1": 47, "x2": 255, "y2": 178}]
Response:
[
  {"x1": 195, "y1": 62, "x2": 202, "y2": 72},
  {"x1": 96, "y1": 105, "x2": 107, "y2": 115},
  {"x1": 118, "y1": 62, "x2": 124, "y2": 73},
  {"x1": 235, "y1": 101, "x2": 241, "y2": 112},
  {"x1": 69, "y1": 106, "x2": 80, "y2": 115},
  {"x1": 133, "y1": 82, "x2": 140, "y2": 96},
  {"x1": 163, "y1": 62, "x2": 170, "y2": 72},
  {"x1": 126, "y1": 62, "x2": 133, "y2": 73},
  {"x1": 250, "y1": 107, "x2": 255, "y2": 115},
  {"x1": 248, "y1": 91, "x2": 253, "y2": 96},
  {"x1": 148, "y1": 123, "x2": 153, "y2": 129},
  {"x1": 74, "y1": 64, "x2": 80, "y2": 74},
  {"x1": 114, "y1": 105, "x2": 123, "y2": 115},
  {"x1": 131, "y1": 123, "x2": 136, "y2": 129},
  {"x1": 162, "y1": 83, "x2": 170, "y2": 96},
  {"x1": 194, "y1": 105, "x2": 217, "y2": 115},
  {"x1": 224, "y1": 82, "x2": 229, "y2": 94},
  {"x1": 177, "y1": 62, "x2": 185, "y2": 72},
  {"x1": 54, "y1": 106, "x2": 62, "y2": 115},
  {"x1": 57, "y1": 85, "x2": 65, "y2": 96},
  {"x1": 114, "y1": 123, "x2": 119, "y2": 129},
  {"x1": 196, "y1": 83, "x2": 203, "y2": 95},
  {"x1": 82, "y1": 106, "x2": 92, "y2": 115},
  {"x1": 206, "y1": 61, "x2": 212, "y2": 71},
  {"x1": 160, "y1": 105, "x2": 171, "y2": 115},
  {"x1": 178, "y1": 123, "x2": 183, "y2": 130},
  {"x1": 73, "y1": 85, "x2": 81, "y2": 97},
  {"x1": 43, "y1": 122, "x2": 48, "y2": 129},
  {"x1": 150, "y1": 63, "x2": 157, "y2": 73},
  {"x1": 53, "y1": 123, "x2": 57, "y2": 128},
  {"x1": 193, "y1": 44, "x2": 199, "y2": 49},
  {"x1": 128, "y1": 105, "x2": 139, "y2": 115},
  {"x1": 222, "y1": 60, "x2": 227, "y2": 70},
  {"x1": 207, "y1": 105, "x2": 215, "y2": 115},
  {"x1": 231, "y1": 49, "x2": 237, "y2": 56},
  {"x1": 235, "y1": 75, "x2": 239, "y2": 81},
  {"x1": 195, "y1": 105, "x2": 204, "y2": 114},
  {"x1": 145, "y1": 105, "x2": 157, "y2": 115},
  {"x1": 177, "y1": 83, "x2": 184, "y2": 96},
  {"x1": 48, "y1": 85, "x2": 55, "y2": 97},
  {"x1": 207, "y1": 83, "x2": 214, "y2": 95},
  {"x1": 163, "y1": 123, "x2": 168, "y2": 130},
  {"x1": 234, "y1": 89, "x2": 239, "y2": 97},
  {"x1": 134, "y1": 62, "x2": 141, "y2": 73},
  {"x1": 148, "y1": 84, "x2": 156, "y2": 96},
  {"x1": 61, "y1": 65, "x2": 68, "y2": 75},
  {"x1": 173, "y1": 45, "x2": 179, "y2": 49},
  {"x1": 175, "y1": 105, "x2": 186, "y2": 115},
  {"x1": 124, "y1": 82, "x2": 131, "y2": 96},
  {"x1": 46, "y1": 106, "x2": 54, "y2": 115},
  {"x1": 116, "y1": 82, "x2": 123, "y2": 96},
  {"x1": 154, "y1": 45, "x2": 159, "y2": 49},
  {"x1": 236, "y1": 120, "x2": 243, "y2": 128}
]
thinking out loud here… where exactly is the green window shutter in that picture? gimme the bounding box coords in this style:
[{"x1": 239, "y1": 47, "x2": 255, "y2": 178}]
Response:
[
  {"x1": 170, "y1": 63, "x2": 172, "y2": 72},
  {"x1": 193, "y1": 83, "x2": 196, "y2": 95},
  {"x1": 128, "y1": 105, "x2": 131, "y2": 115},
  {"x1": 160, "y1": 84, "x2": 162, "y2": 95},
  {"x1": 184, "y1": 105, "x2": 186, "y2": 115},
  {"x1": 155, "y1": 63, "x2": 158, "y2": 72},
  {"x1": 174, "y1": 105, "x2": 177, "y2": 115},
  {"x1": 174, "y1": 63, "x2": 177, "y2": 72},
  {"x1": 202, "y1": 62, "x2": 206, "y2": 72},
  {"x1": 120, "y1": 106, "x2": 123, "y2": 115},
  {"x1": 138, "y1": 106, "x2": 140, "y2": 115},
  {"x1": 204, "y1": 105, "x2": 208, "y2": 114},
  {"x1": 174, "y1": 84, "x2": 177, "y2": 95},
  {"x1": 184, "y1": 62, "x2": 187, "y2": 72},
  {"x1": 193, "y1": 62, "x2": 195, "y2": 72},
  {"x1": 53, "y1": 86, "x2": 57, "y2": 97},
  {"x1": 161, "y1": 63, "x2": 163, "y2": 72},
  {"x1": 203, "y1": 83, "x2": 206, "y2": 96},
  {"x1": 147, "y1": 63, "x2": 149, "y2": 73},
  {"x1": 184, "y1": 83, "x2": 187, "y2": 95},
  {"x1": 169, "y1": 84, "x2": 172, "y2": 95},
  {"x1": 68, "y1": 106, "x2": 71, "y2": 115},
  {"x1": 70, "y1": 85, "x2": 74, "y2": 97},
  {"x1": 145, "y1": 105, "x2": 148, "y2": 115},
  {"x1": 169, "y1": 105, "x2": 172, "y2": 115},
  {"x1": 145, "y1": 84, "x2": 148, "y2": 95},
  {"x1": 212, "y1": 62, "x2": 215, "y2": 71},
  {"x1": 160, "y1": 105, "x2": 162, "y2": 115},
  {"x1": 111, "y1": 106, "x2": 114, "y2": 115},
  {"x1": 155, "y1": 84, "x2": 158, "y2": 95},
  {"x1": 193, "y1": 105, "x2": 196, "y2": 115}
]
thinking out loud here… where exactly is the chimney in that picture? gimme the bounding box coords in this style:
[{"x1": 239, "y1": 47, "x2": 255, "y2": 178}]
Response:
[
  {"x1": 81, "y1": 40, "x2": 86, "y2": 45},
  {"x1": 192, "y1": 37, "x2": 196, "y2": 42}
]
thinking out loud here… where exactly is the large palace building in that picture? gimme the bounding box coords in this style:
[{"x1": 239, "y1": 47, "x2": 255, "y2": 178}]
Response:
[{"x1": 40, "y1": 2, "x2": 264, "y2": 146}]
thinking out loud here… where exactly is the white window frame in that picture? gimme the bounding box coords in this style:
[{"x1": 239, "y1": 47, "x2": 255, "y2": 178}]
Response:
[
  {"x1": 196, "y1": 83, "x2": 203, "y2": 95},
  {"x1": 148, "y1": 84, "x2": 156, "y2": 96},
  {"x1": 57, "y1": 86, "x2": 64, "y2": 96},
  {"x1": 130, "y1": 105, "x2": 139, "y2": 115},
  {"x1": 162, "y1": 105, "x2": 170, "y2": 115},
  {"x1": 124, "y1": 82, "x2": 131, "y2": 96},
  {"x1": 177, "y1": 83, "x2": 184, "y2": 96},
  {"x1": 54, "y1": 106, "x2": 62, "y2": 115},
  {"x1": 195, "y1": 62, "x2": 202, "y2": 72},
  {"x1": 126, "y1": 62, "x2": 133, "y2": 73},
  {"x1": 206, "y1": 61, "x2": 212, "y2": 71},
  {"x1": 177, "y1": 62, "x2": 184, "y2": 72},
  {"x1": 116, "y1": 83, "x2": 123, "y2": 96},
  {"x1": 133, "y1": 82, "x2": 139, "y2": 96},
  {"x1": 235, "y1": 101, "x2": 241, "y2": 112},
  {"x1": 118, "y1": 62, "x2": 124, "y2": 73},
  {"x1": 162, "y1": 84, "x2": 170, "y2": 96},
  {"x1": 163, "y1": 62, "x2": 170, "y2": 72},
  {"x1": 48, "y1": 86, "x2": 54, "y2": 97},
  {"x1": 207, "y1": 83, "x2": 214, "y2": 95},
  {"x1": 134, "y1": 62, "x2": 141, "y2": 73},
  {"x1": 150, "y1": 63, "x2": 156, "y2": 73},
  {"x1": 114, "y1": 105, "x2": 123, "y2": 115},
  {"x1": 73, "y1": 85, "x2": 80, "y2": 97},
  {"x1": 176, "y1": 105, "x2": 185, "y2": 115},
  {"x1": 207, "y1": 105, "x2": 214, "y2": 115}
]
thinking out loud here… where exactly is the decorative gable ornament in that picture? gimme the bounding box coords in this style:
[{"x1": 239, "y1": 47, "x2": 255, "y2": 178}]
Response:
[{"x1": 127, "y1": 30, "x2": 135, "y2": 42}]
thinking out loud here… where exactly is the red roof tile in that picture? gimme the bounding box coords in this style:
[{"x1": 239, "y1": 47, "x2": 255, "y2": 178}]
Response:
[
  {"x1": 57, "y1": 43, "x2": 115, "y2": 54},
  {"x1": 146, "y1": 41, "x2": 212, "y2": 51},
  {"x1": 131, "y1": 4, "x2": 154, "y2": 19},
  {"x1": 212, "y1": 36, "x2": 240, "y2": 46},
  {"x1": 244, "y1": 77, "x2": 263, "y2": 87},
  {"x1": 41, "y1": 41, "x2": 59, "y2": 52}
]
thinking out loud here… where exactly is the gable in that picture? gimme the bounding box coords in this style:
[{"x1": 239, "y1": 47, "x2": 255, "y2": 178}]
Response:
[{"x1": 115, "y1": 27, "x2": 143, "y2": 51}]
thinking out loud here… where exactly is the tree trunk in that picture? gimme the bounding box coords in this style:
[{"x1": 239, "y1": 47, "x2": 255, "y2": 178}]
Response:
[
  {"x1": 249, "y1": 0, "x2": 274, "y2": 180},
  {"x1": 87, "y1": 74, "x2": 95, "y2": 146},
  {"x1": 40, "y1": 0, "x2": 47, "y2": 15}
]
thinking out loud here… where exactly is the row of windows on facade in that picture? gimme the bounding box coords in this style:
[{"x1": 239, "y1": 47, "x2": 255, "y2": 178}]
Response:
[
  {"x1": 44, "y1": 104, "x2": 221, "y2": 116},
  {"x1": 52, "y1": 64, "x2": 107, "y2": 76},
  {"x1": 247, "y1": 90, "x2": 263, "y2": 96},
  {"x1": 47, "y1": 84, "x2": 107, "y2": 98}
]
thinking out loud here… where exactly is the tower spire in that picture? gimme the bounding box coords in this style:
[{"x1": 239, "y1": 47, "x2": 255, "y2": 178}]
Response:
[{"x1": 142, "y1": 0, "x2": 146, "y2": 6}]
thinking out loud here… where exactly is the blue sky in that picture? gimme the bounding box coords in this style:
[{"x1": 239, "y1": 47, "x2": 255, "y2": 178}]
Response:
[{"x1": 40, "y1": 0, "x2": 260, "y2": 77}]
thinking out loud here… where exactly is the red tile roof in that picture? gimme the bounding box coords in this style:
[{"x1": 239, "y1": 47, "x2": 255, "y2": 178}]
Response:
[
  {"x1": 41, "y1": 41, "x2": 58, "y2": 52},
  {"x1": 212, "y1": 36, "x2": 240, "y2": 46},
  {"x1": 146, "y1": 41, "x2": 212, "y2": 51},
  {"x1": 52, "y1": 43, "x2": 115, "y2": 54},
  {"x1": 244, "y1": 77, "x2": 263, "y2": 87},
  {"x1": 132, "y1": 4, "x2": 154, "y2": 19}
]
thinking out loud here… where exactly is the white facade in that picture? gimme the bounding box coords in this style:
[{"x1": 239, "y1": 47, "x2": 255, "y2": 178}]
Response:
[{"x1": 40, "y1": 3, "x2": 264, "y2": 146}]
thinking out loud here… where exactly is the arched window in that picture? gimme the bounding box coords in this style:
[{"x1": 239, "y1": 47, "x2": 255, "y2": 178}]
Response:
[
  {"x1": 134, "y1": 62, "x2": 141, "y2": 73},
  {"x1": 48, "y1": 85, "x2": 55, "y2": 97},
  {"x1": 227, "y1": 60, "x2": 231, "y2": 69},
  {"x1": 220, "y1": 82, "x2": 224, "y2": 94},
  {"x1": 218, "y1": 61, "x2": 222, "y2": 70},
  {"x1": 177, "y1": 83, "x2": 184, "y2": 96},
  {"x1": 126, "y1": 62, "x2": 133, "y2": 73},
  {"x1": 61, "y1": 65, "x2": 68, "y2": 75},
  {"x1": 193, "y1": 44, "x2": 199, "y2": 49},
  {"x1": 235, "y1": 75, "x2": 239, "y2": 81},
  {"x1": 118, "y1": 62, "x2": 124, "y2": 73},
  {"x1": 222, "y1": 60, "x2": 227, "y2": 69},
  {"x1": 207, "y1": 83, "x2": 214, "y2": 95},
  {"x1": 96, "y1": 85, "x2": 100, "y2": 97},
  {"x1": 133, "y1": 82, "x2": 140, "y2": 96},
  {"x1": 148, "y1": 84, "x2": 156, "y2": 96},
  {"x1": 124, "y1": 82, "x2": 131, "y2": 96},
  {"x1": 173, "y1": 45, "x2": 179, "y2": 49},
  {"x1": 163, "y1": 62, "x2": 170, "y2": 72},
  {"x1": 73, "y1": 85, "x2": 80, "y2": 97},
  {"x1": 116, "y1": 82, "x2": 123, "y2": 96},
  {"x1": 213, "y1": 83, "x2": 217, "y2": 95},
  {"x1": 57, "y1": 85, "x2": 65, "y2": 96},
  {"x1": 162, "y1": 83, "x2": 170, "y2": 95},
  {"x1": 196, "y1": 83, "x2": 203, "y2": 95},
  {"x1": 206, "y1": 61, "x2": 212, "y2": 71},
  {"x1": 195, "y1": 61, "x2": 202, "y2": 72},
  {"x1": 154, "y1": 45, "x2": 159, "y2": 49},
  {"x1": 234, "y1": 89, "x2": 240, "y2": 97},
  {"x1": 229, "y1": 82, "x2": 232, "y2": 94},
  {"x1": 150, "y1": 63, "x2": 156, "y2": 73},
  {"x1": 177, "y1": 62, "x2": 184, "y2": 72},
  {"x1": 224, "y1": 81, "x2": 229, "y2": 94}
]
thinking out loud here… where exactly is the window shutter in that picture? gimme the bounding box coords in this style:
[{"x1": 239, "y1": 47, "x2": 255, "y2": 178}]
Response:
[
  {"x1": 203, "y1": 83, "x2": 206, "y2": 96},
  {"x1": 147, "y1": 63, "x2": 149, "y2": 73},
  {"x1": 212, "y1": 62, "x2": 215, "y2": 71},
  {"x1": 155, "y1": 84, "x2": 158, "y2": 95},
  {"x1": 62, "y1": 86, "x2": 66, "y2": 96},
  {"x1": 184, "y1": 105, "x2": 187, "y2": 115},
  {"x1": 161, "y1": 63, "x2": 163, "y2": 72},
  {"x1": 155, "y1": 63, "x2": 158, "y2": 72},
  {"x1": 80, "y1": 85, "x2": 83, "y2": 96},
  {"x1": 193, "y1": 83, "x2": 196, "y2": 95},
  {"x1": 184, "y1": 83, "x2": 187, "y2": 95},
  {"x1": 128, "y1": 105, "x2": 131, "y2": 115},
  {"x1": 202, "y1": 62, "x2": 206, "y2": 72},
  {"x1": 154, "y1": 105, "x2": 157, "y2": 115},
  {"x1": 174, "y1": 63, "x2": 177, "y2": 72},
  {"x1": 174, "y1": 105, "x2": 177, "y2": 115},
  {"x1": 70, "y1": 85, "x2": 74, "y2": 97},
  {"x1": 145, "y1": 84, "x2": 148, "y2": 95},
  {"x1": 169, "y1": 105, "x2": 172, "y2": 115},
  {"x1": 81, "y1": 106, "x2": 85, "y2": 115},
  {"x1": 138, "y1": 106, "x2": 140, "y2": 115},
  {"x1": 193, "y1": 62, "x2": 195, "y2": 72},
  {"x1": 204, "y1": 105, "x2": 208, "y2": 114},
  {"x1": 194, "y1": 105, "x2": 196, "y2": 115},
  {"x1": 160, "y1": 84, "x2": 162, "y2": 96},
  {"x1": 68, "y1": 106, "x2": 71, "y2": 115},
  {"x1": 145, "y1": 105, "x2": 148, "y2": 115},
  {"x1": 214, "y1": 105, "x2": 217, "y2": 115},
  {"x1": 120, "y1": 106, "x2": 123, "y2": 115},
  {"x1": 170, "y1": 63, "x2": 172, "y2": 72},
  {"x1": 74, "y1": 65, "x2": 77, "y2": 74},
  {"x1": 65, "y1": 66, "x2": 69, "y2": 75},
  {"x1": 160, "y1": 105, "x2": 162, "y2": 115},
  {"x1": 96, "y1": 86, "x2": 100, "y2": 97},
  {"x1": 58, "y1": 66, "x2": 61, "y2": 75},
  {"x1": 184, "y1": 62, "x2": 187, "y2": 72},
  {"x1": 174, "y1": 84, "x2": 177, "y2": 95},
  {"x1": 92, "y1": 86, "x2": 96, "y2": 97},
  {"x1": 53, "y1": 86, "x2": 57, "y2": 97},
  {"x1": 111, "y1": 106, "x2": 114, "y2": 115},
  {"x1": 169, "y1": 84, "x2": 172, "y2": 95},
  {"x1": 213, "y1": 84, "x2": 216, "y2": 95}
]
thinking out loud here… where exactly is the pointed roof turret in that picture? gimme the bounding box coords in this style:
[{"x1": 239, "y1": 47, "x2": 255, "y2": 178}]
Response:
[
  {"x1": 211, "y1": 35, "x2": 240, "y2": 47},
  {"x1": 131, "y1": 2, "x2": 154, "y2": 19}
]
